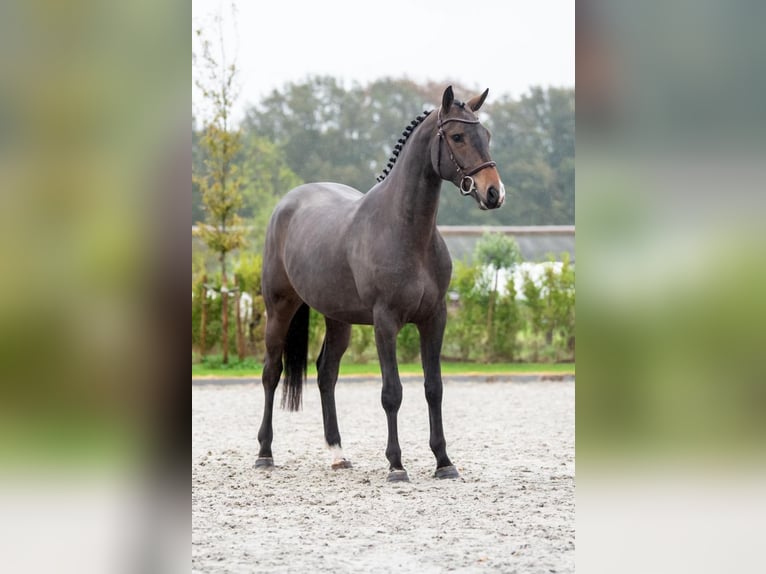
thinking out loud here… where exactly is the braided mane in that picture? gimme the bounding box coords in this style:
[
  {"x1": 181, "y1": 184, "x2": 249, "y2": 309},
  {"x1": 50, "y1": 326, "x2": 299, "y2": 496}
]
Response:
[{"x1": 376, "y1": 109, "x2": 433, "y2": 183}]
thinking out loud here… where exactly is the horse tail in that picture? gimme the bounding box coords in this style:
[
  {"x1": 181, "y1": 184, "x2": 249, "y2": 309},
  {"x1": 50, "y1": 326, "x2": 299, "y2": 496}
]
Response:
[{"x1": 281, "y1": 303, "x2": 309, "y2": 411}]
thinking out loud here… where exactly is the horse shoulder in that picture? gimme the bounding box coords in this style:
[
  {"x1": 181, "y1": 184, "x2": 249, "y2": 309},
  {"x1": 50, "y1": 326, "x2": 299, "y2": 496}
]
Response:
[{"x1": 429, "y1": 232, "x2": 453, "y2": 289}]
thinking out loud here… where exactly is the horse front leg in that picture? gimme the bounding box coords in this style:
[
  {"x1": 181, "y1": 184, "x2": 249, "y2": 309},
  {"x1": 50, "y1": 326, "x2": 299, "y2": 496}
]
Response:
[
  {"x1": 418, "y1": 303, "x2": 459, "y2": 479},
  {"x1": 373, "y1": 309, "x2": 408, "y2": 482}
]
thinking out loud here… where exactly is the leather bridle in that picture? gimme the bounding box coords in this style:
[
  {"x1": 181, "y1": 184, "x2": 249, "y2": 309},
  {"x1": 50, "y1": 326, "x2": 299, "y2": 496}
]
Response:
[{"x1": 436, "y1": 107, "x2": 497, "y2": 195}]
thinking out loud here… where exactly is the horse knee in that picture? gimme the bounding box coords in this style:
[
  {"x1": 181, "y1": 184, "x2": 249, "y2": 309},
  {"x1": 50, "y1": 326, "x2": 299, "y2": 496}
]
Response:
[
  {"x1": 424, "y1": 382, "x2": 443, "y2": 404},
  {"x1": 381, "y1": 385, "x2": 402, "y2": 412}
]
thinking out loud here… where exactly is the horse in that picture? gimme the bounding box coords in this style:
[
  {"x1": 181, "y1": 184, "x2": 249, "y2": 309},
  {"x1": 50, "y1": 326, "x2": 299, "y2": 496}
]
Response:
[{"x1": 256, "y1": 86, "x2": 505, "y2": 482}]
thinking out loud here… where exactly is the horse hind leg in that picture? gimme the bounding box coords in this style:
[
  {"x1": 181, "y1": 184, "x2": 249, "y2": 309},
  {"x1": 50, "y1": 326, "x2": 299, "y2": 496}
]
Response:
[
  {"x1": 256, "y1": 297, "x2": 302, "y2": 468},
  {"x1": 316, "y1": 317, "x2": 352, "y2": 470}
]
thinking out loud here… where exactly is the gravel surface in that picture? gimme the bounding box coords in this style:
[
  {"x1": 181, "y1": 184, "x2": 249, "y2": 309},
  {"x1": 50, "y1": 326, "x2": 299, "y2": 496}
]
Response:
[{"x1": 192, "y1": 379, "x2": 574, "y2": 573}]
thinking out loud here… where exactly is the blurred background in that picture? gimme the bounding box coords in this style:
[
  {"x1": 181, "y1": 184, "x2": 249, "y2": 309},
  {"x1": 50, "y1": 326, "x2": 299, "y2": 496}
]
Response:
[
  {"x1": 577, "y1": 0, "x2": 766, "y2": 572},
  {"x1": 0, "y1": 1, "x2": 187, "y2": 573},
  {"x1": 2, "y1": 0, "x2": 765, "y2": 571},
  {"x1": 2, "y1": 0, "x2": 575, "y2": 572}
]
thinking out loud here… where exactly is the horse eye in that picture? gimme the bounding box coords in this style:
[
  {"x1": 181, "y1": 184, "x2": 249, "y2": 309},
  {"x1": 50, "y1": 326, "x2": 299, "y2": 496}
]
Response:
[{"x1": 451, "y1": 134, "x2": 463, "y2": 143}]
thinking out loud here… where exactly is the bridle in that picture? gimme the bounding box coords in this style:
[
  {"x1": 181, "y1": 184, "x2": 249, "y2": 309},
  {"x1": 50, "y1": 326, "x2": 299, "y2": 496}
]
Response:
[{"x1": 436, "y1": 106, "x2": 497, "y2": 195}]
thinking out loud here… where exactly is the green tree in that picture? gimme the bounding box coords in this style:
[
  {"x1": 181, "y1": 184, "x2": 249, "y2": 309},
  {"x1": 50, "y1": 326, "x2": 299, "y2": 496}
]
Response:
[
  {"x1": 474, "y1": 233, "x2": 522, "y2": 359},
  {"x1": 241, "y1": 76, "x2": 475, "y2": 194},
  {"x1": 520, "y1": 255, "x2": 575, "y2": 362},
  {"x1": 242, "y1": 77, "x2": 372, "y2": 190},
  {"x1": 193, "y1": 21, "x2": 245, "y2": 364},
  {"x1": 238, "y1": 78, "x2": 574, "y2": 226},
  {"x1": 493, "y1": 274, "x2": 523, "y2": 361},
  {"x1": 239, "y1": 134, "x2": 302, "y2": 252},
  {"x1": 484, "y1": 86, "x2": 575, "y2": 225},
  {"x1": 522, "y1": 271, "x2": 545, "y2": 361},
  {"x1": 444, "y1": 261, "x2": 489, "y2": 361},
  {"x1": 234, "y1": 253, "x2": 266, "y2": 359},
  {"x1": 541, "y1": 253, "x2": 575, "y2": 360},
  {"x1": 192, "y1": 115, "x2": 206, "y2": 224}
]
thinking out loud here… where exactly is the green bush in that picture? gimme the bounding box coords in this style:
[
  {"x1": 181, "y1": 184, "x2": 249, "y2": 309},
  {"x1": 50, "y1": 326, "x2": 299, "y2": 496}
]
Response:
[
  {"x1": 191, "y1": 275, "x2": 238, "y2": 356},
  {"x1": 397, "y1": 323, "x2": 421, "y2": 363},
  {"x1": 348, "y1": 325, "x2": 375, "y2": 363},
  {"x1": 192, "y1": 253, "x2": 266, "y2": 359},
  {"x1": 491, "y1": 276, "x2": 524, "y2": 361},
  {"x1": 520, "y1": 253, "x2": 575, "y2": 362},
  {"x1": 444, "y1": 260, "x2": 489, "y2": 361},
  {"x1": 521, "y1": 268, "x2": 545, "y2": 361},
  {"x1": 193, "y1": 251, "x2": 575, "y2": 365},
  {"x1": 308, "y1": 307, "x2": 326, "y2": 363},
  {"x1": 544, "y1": 253, "x2": 575, "y2": 360}
]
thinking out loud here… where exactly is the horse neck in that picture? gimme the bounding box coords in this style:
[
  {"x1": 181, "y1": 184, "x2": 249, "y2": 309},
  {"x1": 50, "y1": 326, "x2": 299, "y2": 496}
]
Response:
[{"x1": 375, "y1": 114, "x2": 442, "y2": 237}]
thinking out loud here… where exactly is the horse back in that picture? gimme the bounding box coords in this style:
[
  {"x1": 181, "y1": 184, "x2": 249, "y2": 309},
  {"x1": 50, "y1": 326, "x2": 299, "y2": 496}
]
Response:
[{"x1": 264, "y1": 183, "x2": 362, "y2": 253}]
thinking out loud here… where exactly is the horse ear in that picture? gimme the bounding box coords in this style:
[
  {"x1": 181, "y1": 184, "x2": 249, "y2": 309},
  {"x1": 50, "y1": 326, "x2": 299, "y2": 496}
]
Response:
[
  {"x1": 468, "y1": 88, "x2": 489, "y2": 112},
  {"x1": 441, "y1": 86, "x2": 454, "y2": 112}
]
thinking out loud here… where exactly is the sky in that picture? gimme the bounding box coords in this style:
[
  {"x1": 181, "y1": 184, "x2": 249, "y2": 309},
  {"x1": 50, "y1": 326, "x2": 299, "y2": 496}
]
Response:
[{"x1": 192, "y1": 0, "x2": 574, "y2": 123}]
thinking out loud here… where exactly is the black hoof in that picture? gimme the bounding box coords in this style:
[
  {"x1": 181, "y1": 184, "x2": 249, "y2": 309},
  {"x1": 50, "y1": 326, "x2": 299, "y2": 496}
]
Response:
[
  {"x1": 254, "y1": 457, "x2": 274, "y2": 469},
  {"x1": 387, "y1": 469, "x2": 410, "y2": 482},
  {"x1": 331, "y1": 459, "x2": 353, "y2": 470},
  {"x1": 434, "y1": 465, "x2": 460, "y2": 479}
]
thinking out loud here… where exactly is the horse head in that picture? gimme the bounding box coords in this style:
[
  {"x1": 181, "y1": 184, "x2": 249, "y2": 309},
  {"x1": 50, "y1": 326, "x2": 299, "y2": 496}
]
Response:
[{"x1": 431, "y1": 86, "x2": 505, "y2": 210}]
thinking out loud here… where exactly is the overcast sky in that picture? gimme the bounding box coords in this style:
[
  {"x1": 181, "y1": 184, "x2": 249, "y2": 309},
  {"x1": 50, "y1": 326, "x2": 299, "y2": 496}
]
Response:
[{"x1": 192, "y1": 0, "x2": 574, "y2": 123}]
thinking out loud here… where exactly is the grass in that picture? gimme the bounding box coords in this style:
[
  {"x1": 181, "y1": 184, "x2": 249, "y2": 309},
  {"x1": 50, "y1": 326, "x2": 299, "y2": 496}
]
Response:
[
  {"x1": 0, "y1": 414, "x2": 141, "y2": 468},
  {"x1": 192, "y1": 355, "x2": 574, "y2": 378}
]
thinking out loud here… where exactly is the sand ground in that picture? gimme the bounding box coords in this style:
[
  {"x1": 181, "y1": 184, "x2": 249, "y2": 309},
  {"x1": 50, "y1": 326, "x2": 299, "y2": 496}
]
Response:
[{"x1": 192, "y1": 378, "x2": 574, "y2": 573}]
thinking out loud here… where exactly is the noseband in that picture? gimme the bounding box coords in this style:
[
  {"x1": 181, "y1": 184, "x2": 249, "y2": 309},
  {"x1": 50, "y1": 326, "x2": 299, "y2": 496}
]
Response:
[{"x1": 436, "y1": 107, "x2": 497, "y2": 195}]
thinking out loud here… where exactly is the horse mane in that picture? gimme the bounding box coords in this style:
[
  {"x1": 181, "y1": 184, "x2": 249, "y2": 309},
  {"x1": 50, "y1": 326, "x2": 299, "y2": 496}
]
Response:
[{"x1": 376, "y1": 109, "x2": 433, "y2": 183}]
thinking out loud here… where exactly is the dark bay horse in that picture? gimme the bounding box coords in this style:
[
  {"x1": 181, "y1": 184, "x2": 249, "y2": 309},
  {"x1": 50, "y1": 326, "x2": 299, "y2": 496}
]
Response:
[{"x1": 256, "y1": 86, "x2": 505, "y2": 481}]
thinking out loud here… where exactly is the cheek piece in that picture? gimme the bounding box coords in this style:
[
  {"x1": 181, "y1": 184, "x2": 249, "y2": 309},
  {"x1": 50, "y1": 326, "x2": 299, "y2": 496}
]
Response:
[{"x1": 435, "y1": 108, "x2": 497, "y2": 196}]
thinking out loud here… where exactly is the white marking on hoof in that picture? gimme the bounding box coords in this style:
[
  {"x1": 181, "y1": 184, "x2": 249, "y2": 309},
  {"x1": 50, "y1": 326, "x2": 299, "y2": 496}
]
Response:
[{"x1": 328, "y1": 445, "x2": 351, "y2": 469}]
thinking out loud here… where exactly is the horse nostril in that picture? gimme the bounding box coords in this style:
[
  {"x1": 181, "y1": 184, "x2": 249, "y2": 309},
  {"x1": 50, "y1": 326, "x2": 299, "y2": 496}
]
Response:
[{"x1": 487, "y1": 186, "x2": 499, "y2": 205}]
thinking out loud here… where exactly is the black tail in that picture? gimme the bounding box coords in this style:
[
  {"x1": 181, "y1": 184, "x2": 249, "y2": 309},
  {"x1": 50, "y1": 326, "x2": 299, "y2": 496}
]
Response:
[{"x1": 281, "y1": 303, "x2": 309, "y2": 411}]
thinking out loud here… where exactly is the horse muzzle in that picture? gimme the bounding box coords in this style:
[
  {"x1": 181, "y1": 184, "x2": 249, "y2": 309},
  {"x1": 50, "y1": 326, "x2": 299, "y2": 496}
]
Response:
[
  {"x1": 484, "y1": 183, "x2": 505, "y2": 209},
  {"x1": 469, "y1": 180, "x2": 505, "y2": 210}
]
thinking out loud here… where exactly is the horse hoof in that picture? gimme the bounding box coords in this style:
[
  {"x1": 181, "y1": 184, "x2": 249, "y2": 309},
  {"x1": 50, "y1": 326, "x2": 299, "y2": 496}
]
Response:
[
  {"x1": 434, "y1": 465, "x2": 460, "y2": 479},
  {"x1": 254, "y1": 457, "x2": 274, "y2": 469},
  {"x1": 387, "y1": 469, "x2": 410, "y2": 482},
  {"x1": 331, "y1": 458, "x2": 353, "y2": 470}
]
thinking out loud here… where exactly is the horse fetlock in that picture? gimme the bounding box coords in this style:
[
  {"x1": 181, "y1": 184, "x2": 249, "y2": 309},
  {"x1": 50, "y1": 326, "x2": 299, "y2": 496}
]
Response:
[{"x1": 429, "y1": 438, "x2": 447, "y2": 455}]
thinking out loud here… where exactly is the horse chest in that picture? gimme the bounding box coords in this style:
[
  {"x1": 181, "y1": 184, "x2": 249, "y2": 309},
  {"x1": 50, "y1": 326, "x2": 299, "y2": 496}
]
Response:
[{"x1": 358, "y1": 260, "x2": 444, "y2": 316}]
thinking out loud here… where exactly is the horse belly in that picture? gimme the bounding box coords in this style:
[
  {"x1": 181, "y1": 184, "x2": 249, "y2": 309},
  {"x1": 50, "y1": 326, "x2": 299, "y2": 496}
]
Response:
[{"x1": 322, "y1": 308, "x2": 374, "y2": 325}]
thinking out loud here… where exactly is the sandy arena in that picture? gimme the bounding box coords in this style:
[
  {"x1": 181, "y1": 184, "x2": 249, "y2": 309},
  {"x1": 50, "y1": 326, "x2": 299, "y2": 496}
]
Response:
[{"x1": 192, "y1": 378, "x2": 574, "y2": 573}]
